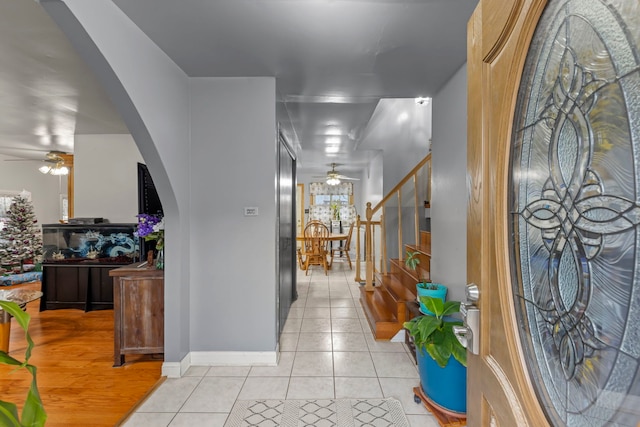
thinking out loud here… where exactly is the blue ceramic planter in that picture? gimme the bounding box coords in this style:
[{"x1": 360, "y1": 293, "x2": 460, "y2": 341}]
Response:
[
  {"x1": 416, "y1": 347, "x2": 467, "y2": 414},
  {"x1": 416, "y1": 283, "x2": 447, "y2": 315}
]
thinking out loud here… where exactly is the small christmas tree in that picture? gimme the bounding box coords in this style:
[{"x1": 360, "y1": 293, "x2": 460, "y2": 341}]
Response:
[{"x1": 0, "y1": 194, "x2": 43, "y2": 272}]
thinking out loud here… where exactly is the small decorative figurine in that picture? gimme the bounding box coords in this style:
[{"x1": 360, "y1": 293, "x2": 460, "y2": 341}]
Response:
[{"x1": 86, "y1": 247, "x2": 99, "y2": 259}]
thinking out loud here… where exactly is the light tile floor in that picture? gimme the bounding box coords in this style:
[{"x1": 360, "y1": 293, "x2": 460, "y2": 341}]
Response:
[{"x1": 123, "y1": 261, "x2": 439, "y2": 426}]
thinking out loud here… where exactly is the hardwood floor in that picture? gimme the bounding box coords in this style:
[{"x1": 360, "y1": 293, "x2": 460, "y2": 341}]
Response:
[{"x1": 0, "y1": 281, "x2": 162, "y2": 427}]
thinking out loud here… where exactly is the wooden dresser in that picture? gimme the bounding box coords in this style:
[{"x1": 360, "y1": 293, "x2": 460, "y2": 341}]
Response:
[{"x1": 109, "y1": 262, "x2": 164, "y2": 367}]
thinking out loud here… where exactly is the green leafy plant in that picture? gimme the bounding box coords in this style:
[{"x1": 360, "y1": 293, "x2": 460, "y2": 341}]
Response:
[
  {"x1": 0, "y1": 301, "x2": 47, "y2": 427},
  {"x1": 404, "y1": 250, "x2": 438, "y2": 289},
  {"x1": 403, "y1": 296, "x2": 467, "y2": 368},
  {"x1": 330, "y1": 202, "x2": 340, "y2": 220}
]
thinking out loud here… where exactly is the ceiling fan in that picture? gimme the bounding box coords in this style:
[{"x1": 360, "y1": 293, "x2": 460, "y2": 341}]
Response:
[
  {"x1": 313, "y1": 163, "x2": 360, "y2": 185},
  {"x1": 4, "y1": 151, "x2": 71, "y2": 175}
]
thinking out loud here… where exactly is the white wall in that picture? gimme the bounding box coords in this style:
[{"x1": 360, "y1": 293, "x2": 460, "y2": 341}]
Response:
[
  {"x1": 188, "y1": 77, "x2": 277, "y2": 351},
  {"x1": 44, "y1": 0, "x2": 192, "y2": 367},
  {"x1": 358, "y1": 98, "x2": 432, "y2": 196},
  {"x1": 45, "y1": 1, "x2": 280, "y2": 371},
  {"x1": 359, "y1": 152, "x2": 384, "y2": 216},
  {"x1": 0, "y1": 154, "x2": 67, "y2": 225},
  {"x1": 431, "y1": 64, "x2": 468, "y2": 303},
  {"x1": 1, "y1": 133, "x2": 145, "y2": 227},
  {"x1": 356, "y1": 99, "x2": 430, "y2": 268},
  {"x1": 74, "y1": 134, "x2": 143, "y2": 223}
]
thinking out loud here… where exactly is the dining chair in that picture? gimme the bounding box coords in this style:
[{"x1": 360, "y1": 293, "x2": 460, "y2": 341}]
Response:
[
  {"x1": 297, "y1": 220, "x2": 320, "y2": 270},
  {"x1": 300, "y1": 221, "x2": 330, "y2": 275},
  {"x1": 297, "y1": 220, "x2": 321, "y2": 269},
  {"x1": 330, "y1": 222, "x2": 354, "y2": 269}
]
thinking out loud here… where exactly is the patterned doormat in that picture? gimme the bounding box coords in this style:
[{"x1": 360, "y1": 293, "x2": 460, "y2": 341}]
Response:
[{"x1": 224, "y1": 398, "x2": 410, "y2": 427}]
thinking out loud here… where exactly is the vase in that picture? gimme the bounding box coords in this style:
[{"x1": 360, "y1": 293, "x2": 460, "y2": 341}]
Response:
[
  {"x1": 155, "y1": 248, "x2": 164, "y2": 270},
  {"x1": 417, "y1": 349, "x2": 467, "y2": 414},
  {"x1": 416, "y1": 283, "x2": 447, "y2": 315}
]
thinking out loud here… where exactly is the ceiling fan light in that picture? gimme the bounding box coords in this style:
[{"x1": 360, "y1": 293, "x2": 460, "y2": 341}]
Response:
[
  {"x1": 327, "y1": 177, "x2": 340, "y2": 186},
  {"x1": 39, "y1": 165, "x2": 52, "y2": 174},
  {"x1": 50, "y1": 165, "x2": 69, "y2": 176}
]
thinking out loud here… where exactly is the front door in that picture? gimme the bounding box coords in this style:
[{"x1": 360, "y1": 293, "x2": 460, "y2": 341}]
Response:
[
  {"x1": 277, "y1": 133, "x2": 296, "y2": 336},
  {"x1": 467, "y1": 0, "x2": 640, "y2": 426}
]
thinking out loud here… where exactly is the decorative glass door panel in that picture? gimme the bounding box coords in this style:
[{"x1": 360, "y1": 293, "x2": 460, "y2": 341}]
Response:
[{"x1": 509, "y1": 1, "x2": 640, "y2": 426}]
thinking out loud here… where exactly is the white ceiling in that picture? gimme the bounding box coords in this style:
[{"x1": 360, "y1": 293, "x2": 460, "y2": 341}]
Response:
[{"x1": 0, "y1": 0, "x2": 477, "y2": 174}]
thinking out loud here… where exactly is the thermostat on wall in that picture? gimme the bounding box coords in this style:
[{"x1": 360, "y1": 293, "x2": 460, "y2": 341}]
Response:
[{"x1": 244, "y1": 207, "x2": 259, "y2": 216}]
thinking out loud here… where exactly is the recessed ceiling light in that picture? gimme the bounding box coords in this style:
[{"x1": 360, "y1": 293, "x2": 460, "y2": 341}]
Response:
[
  {"x1": 398, "y1": 112, "x2": 409, "y2": 123},
  {"x1": 325, "y1": 146, "x2": 339, "y2": 154},
  {"x1": 325, "y1": 126, "x2": 342, "y2": 136}
]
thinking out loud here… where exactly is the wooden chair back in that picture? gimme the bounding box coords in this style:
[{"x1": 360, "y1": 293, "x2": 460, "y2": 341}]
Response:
[
  {"x1": 343, "y1": 223, "x2": 354, "y2": 250},
  {"x1": 302, "y1": 221, "x2": 330, "y2": 275},
  {"x1": 304, "y1": 221, "x2": 330, "y2": 254},
  {"x1": 330, "y1": 222, "x2": 354, "y2": 270}
]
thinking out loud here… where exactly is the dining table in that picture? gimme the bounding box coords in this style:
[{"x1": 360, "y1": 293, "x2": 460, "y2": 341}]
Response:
[
  {"x1": 296, "y1": 232, "x2": 348, "y2": 242},
  {"x1": 296, "y1": 233, "x2": 348, "y2": 271}
]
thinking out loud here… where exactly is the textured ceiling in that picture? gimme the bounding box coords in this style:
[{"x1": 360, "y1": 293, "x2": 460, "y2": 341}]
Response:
[
  {"x1": 0, "y1": 0, "x2": 478, "y2": 174},
  {"x1": 0, "y1": 0, "x2": 128, "y2": 161}
]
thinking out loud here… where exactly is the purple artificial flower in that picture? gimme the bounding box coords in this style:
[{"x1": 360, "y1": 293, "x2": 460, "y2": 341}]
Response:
[
  {"x1": 135, "y1": 214, "x2": 165, "y2": 249},
  {"x1": 135, "y1": 214, "x2": 160, "y2": 237}
]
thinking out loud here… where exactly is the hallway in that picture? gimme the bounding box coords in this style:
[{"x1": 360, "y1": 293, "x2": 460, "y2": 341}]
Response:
[{"x1": 122, "y1": 262, "x2": 438, "y2": 426}]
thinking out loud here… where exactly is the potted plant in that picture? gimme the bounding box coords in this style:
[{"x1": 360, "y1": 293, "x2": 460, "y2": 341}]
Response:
[
  {"x1": 0, "y1": 300, "x2": 47, "y2": 426},
  {"x1": 403, "y1": 296, "x2": 467, "y2": 414},
  {"x1": 404, "y1": 250, "x2": 447, "y2": 315},
  {"x1": 135, "y1": 214, "x2": 165, "y2": 270}
]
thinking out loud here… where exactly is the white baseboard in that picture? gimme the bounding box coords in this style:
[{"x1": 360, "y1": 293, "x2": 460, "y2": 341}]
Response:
[
  {"x1": 162, "y1": 350, "x2": 279, "y2": 377},
  {"x1": 190, "y1": 351, "x2": 278, "y2": 367},
  {"x1": 161, "y1": 353, "x2": 191, "y2": 378}
]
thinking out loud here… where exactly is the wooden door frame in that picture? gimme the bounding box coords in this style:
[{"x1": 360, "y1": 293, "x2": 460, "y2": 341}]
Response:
[
  {"x1": 297, "y1": 183, "x2": 304, "y2": 235},
  {"x1": 59, "y1": 153, "x2": 74, "y2": 219},
  {"x1": 467, "y1": 0, "x2": 550, "y2": 425}
]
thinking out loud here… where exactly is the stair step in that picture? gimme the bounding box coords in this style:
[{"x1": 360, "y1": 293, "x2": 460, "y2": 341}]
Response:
[
  {"x1": 420, "y1": 230, "x2": 431, "y2": 251},
  {"x1": 359, "y1": 287, "x2": 403, "y2": 340},
  {"x1": 375, "y1": 283, "x2": 401, "y2": 318},
  {"x1": 360, "y1": 273, "x2": 421, "y2": 340},
  {"x1": 389, "y1": 259, "x2": 430, "y2": 291},
  {"x1": 405, "y1": 243, "x2": 431, "y2": 258},
  {"x1": 375, "y1": 272, "x2": 416, "y2": 303},
  {"x1": 399, "y1": 245, "x2": 431, "y2": 280}
]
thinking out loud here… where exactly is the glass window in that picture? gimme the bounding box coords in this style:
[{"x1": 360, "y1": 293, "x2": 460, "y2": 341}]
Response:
[{"x1": 315, "y1": 194, "x2": 349, "y2": 206}]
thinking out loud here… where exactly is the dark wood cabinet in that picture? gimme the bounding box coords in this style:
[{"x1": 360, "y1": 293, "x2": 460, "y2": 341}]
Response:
[
  {"x1": 41, "y1": 264, "x2": 122, "y2": 311},
  {"x1": 110, "y1": 263, "x2": 164, "y2": 367}
]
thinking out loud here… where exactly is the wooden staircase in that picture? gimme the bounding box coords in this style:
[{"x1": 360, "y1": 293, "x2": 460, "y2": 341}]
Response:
[{"x1": 360, "y1": 230, "x2": 431, "y2": 339}]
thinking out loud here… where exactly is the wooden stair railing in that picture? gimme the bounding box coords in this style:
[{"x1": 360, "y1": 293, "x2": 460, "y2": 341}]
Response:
[{"x1": 356, "y1": 154, "x2": 432, "y2": 339}]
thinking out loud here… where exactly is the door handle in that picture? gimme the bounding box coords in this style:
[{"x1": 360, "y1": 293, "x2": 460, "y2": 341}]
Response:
[
  {"x1": 466, "y1": 283, "x2": 479, "y2": 302},
  {"x1": 460, "y1": 302, "x2": 480, "y2": 355},
  {"x1": 453, "y1": 325, "x2": 470, "y2": 349}
]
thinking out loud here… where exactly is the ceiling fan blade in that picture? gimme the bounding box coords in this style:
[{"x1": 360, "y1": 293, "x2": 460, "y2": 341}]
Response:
[
  {"x1": 3, "y1": 150, "x2": 68, "y2": 164},
  {"x1": 335, "y1": 175, "x2": 360, "y2": 180},
  {"x1": 46, "y1": 150, "x2": 67, "y2": 161},
  {"x1": 3, "y1": 159, "x2": 55, "y2": 163}
]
